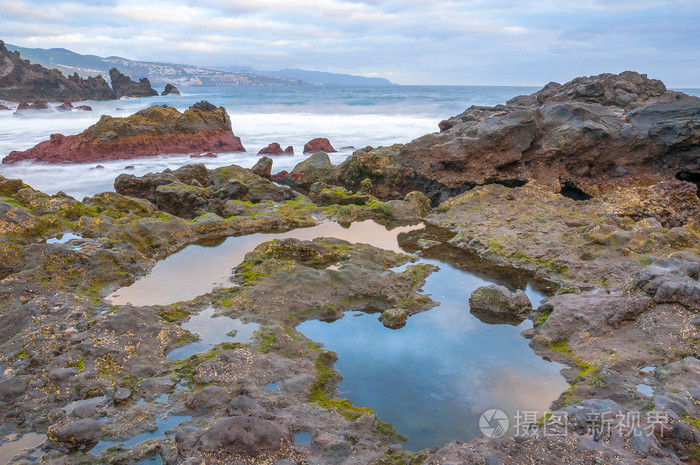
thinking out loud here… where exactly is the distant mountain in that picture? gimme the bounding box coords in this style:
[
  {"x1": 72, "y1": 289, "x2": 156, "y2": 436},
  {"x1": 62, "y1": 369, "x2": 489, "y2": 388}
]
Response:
[
  {"x1": 5, "y1": 43, "x2": 393, "y2": 87},
  {"x1": 5, "y1": 43, "x2": 302, "y2": 87}
]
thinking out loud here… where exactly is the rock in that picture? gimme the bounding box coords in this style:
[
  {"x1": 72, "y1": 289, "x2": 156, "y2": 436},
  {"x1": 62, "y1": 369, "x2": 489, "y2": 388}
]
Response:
[
  {"x1": 186, "y1": 386, "x2": 230, "y2": 411},
  {"x1": 629, "y1": 426, "x2": 660, "y2": 457},
  {"x1": 113, "y1": 387, "x2": 131, "y2": 403},
  {"x1": 258, "y1": 142, "x2": 286, "y2": 155},
  {"x1": 57, "y1": 102, "x2": 73, "y2": 111},
  {"x1": 284, "y1": 146, "x2": 294, "y2": 154},
  {"x1": 0, "y1": 104, "x2": 11, "y2": 110},
  {"x1": 227, "y1": 395, "x2": 266, "y2": 416},
  {"x1": 190, "y1": 152, "x2": 218, "y2": 158},
  {"x1": 334, "y1": 72, "x2": 700, "y2": 203},
  {"x1": 48, "y1": 368, "x2": 79, "y2": 381},
  {"x1": 115, "y1": 172, "x2": 179, "y2": 202},
  {"x1": 4, "y1": 102, "x2": 245, "y2": 164},
  {"x1": 162, "y1": 84, "x2": 180, "y2": 95},
  {"x1": 47, "y1": 419, "x2": 102, "y2": 448},
  {"x1": 468, "y1": 284, "x2": 532, "y2": 321},
  {"x1": 0, "y1": 377, "x2": 26, "y2": 401},
  {"x1": 75, "y1": 105, "x2": 92, "y2": 111},
  {"x1": 252, "y1": 156, "x2": 273, "y2": 179},
  {"x1": 15, "y1": 99, "x2": 49, "y2": 111},
  {"x1": 484, "y1": 455, "x2": 503, "y2": 465},
  {"x1": 196, "y1": 417, "x2": 291, "y2": 455},
  {"x1": 303, "y1": 137, "x2": 336, "y2": 153},
  {"x1": 628, "y1": 253, "x2": 700, "y2": 309},
  {"x1": 109, "y1": 68, "x2": 158, "y2": 98},
  {"x1": 0, "y1": 41, "x2": 116, "y2": 101},
  {"x1": 672, "y1": 421, "x2": 700, "y2": 443},
  {"x1": 286, "y1": 152, "x2": 339, "y2": 189}
]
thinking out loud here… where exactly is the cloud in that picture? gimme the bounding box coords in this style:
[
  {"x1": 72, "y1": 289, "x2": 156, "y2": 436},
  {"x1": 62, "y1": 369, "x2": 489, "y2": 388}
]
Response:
[{"x1": 0, "y1": 0, "x2": 698, "y2": 86}]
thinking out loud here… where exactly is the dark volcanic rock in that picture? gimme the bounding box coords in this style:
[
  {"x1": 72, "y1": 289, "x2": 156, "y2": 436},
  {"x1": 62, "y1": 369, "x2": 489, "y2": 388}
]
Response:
[
  {"x1": 109, "y1": 68, "x2": 158, "y2": 98},
  {"x1": 3, "y1": 101, "x2": 245, "y2": 163},
  {"x1": 303, "y1": 137, "x2": 336, "y2": 153},
  {"x1": 162, "y1": 83, "x2": 180, "y2": 95},
  {"x1": 194, "y1": 417, "x2": 291, "y2": 455},
  {"x1": 74, "y1": 104, "x2": 92, "y2": 111},
  {"x1": 0, "y1": 40, "x2": 116, "y2": 101},
  {"x1": 16, "y1": 99, "x2": 49, "y2": 111},
  {"x1": 334, "y1": 72, "x2": 700, "y2": 204},
  {"x1": 48, "y1": 419, "x2": 102, "y2": 448}
]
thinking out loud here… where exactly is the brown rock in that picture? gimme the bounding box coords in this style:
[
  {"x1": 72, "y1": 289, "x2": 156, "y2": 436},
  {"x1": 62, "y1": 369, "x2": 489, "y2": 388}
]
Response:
[
  {"x1": 109, "y1": 68, "x2": 158, "y2": 98},
  {"x1": 258, "y1": 142, "x2": 285, "y2": 155},
  {"x1": 303, "y1": 137, "x2": 336, "y2": 153},
  {"x1": 57, "y1": 102, "x2": 73, "y2": 111},
  {"x1": 252, "y1": 156, "x2": 273, "y2": 179},
  {"x1": 162, "y1": 84, "x2": 180, "y2": 96},
  {"x1": 0, "y1": 104, "x2": 10, "y2": 110}
]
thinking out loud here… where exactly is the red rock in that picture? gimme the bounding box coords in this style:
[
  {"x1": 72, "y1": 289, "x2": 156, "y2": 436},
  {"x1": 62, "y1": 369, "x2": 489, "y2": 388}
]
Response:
[
  {"x1": 252, "y1": 156, "x2": 273, "y2": 178},
  {"x1": 303, "y1": 138, "x2": 336, "y2": 153},
  {"x1": 258, "y1": 142, "x2": 284, "y2": 155},
  {"x1": 270, "y1": 170, "x2": 289, "y2": 184},
  {"x1": 57, "y1": 102, "x2": 73, "y2": 111},
  {"x1": 16, "y1": 100, "x2": 49, "y2": 111},
  {"x1": 0, "y1": 104, "x2": 11, "y2": 111},
  {"x1": 124, "y1": 165, "x2": 135, "y2": 170},
  {"x1": 284, "y1": 145, "x2": 294, "y2": 154},
  {"x1": 3, "y1": 101, "x2": 245, "y2": 164},
  {"x1": 75, "y1": 105, "x2": 92, "y2": 111},
  {"x1": 190, "y1": 152, "x2": 218, "y2": 158}
]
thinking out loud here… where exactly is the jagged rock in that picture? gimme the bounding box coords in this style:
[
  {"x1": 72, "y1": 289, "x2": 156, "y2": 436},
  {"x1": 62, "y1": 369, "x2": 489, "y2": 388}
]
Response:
[
  {"x1": 0, "y1": 40, "x2": 116, "y2": 101},
  {"x1": 258, "y1": 142, "x2": 286, "y2": 155},
  {"x1": 57, "y1": 101, "x2": 73, "y2": 111},
  {"x1": 303, "y1": 137, "x2": 336, "y2": 153},
  {"x1": 109, "y1": 68, "x2": 158, "y2": 98},
  {"x1": 252, "y1": 156, "x2": 273, "y2": 179},
  {"x1": 284, "y1": 151, "x2": 339, "y2": 189},
  {"x1": 4, "y1": 102, "x2": 245, "y2": 163},
  {"x1": 333, "y1": 72, "x2": 699, "y2": 204},
  {"x1": 15, "y1": 99, "x2": 49, "y2": 111},
  {"x1": 162, "y1": 84, "x2": 180, "y2": 95}
]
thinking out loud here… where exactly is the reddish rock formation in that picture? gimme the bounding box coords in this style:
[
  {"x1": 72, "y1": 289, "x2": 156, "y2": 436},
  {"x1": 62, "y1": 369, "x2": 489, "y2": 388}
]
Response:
[
  {"x1": 258, "y1": 142, "x2": 285, "y2": 155},
  {"x1": 0, "y1": 40, "x2": 116, "y2": 101},
  {"x1": 75, "y1": 105, "x2": 92, "y2": 111},
  {"x1": 16, "y1": 100, "x2": 49, "y2": 111},
  {"x1": 57, "y1": 102, "x2": 73, "y2": 111},
  {"x1": 190, "y1": 152, "x2": 218, "y2": 158},
  {"x1": 0, "y1": 104, "x2": 10, "y2": 111},
  {"x1": 3, "y1": 101, "x2": 245, "y2": 164},
  {"x1": 303, "y1": 138, "x2": 336, "y2": 153},
  {"x1": 284, "y1": 145, "x2": 294, "y2": 154},
  {"x1": 109, "y1": 68, "x2": 158, "y2": 98}
]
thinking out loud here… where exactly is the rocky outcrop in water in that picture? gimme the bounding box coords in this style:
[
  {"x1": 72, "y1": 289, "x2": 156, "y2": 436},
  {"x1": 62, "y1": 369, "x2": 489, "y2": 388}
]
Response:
[
  {"x1": 109, "y1": 67, "x2": 158, "y2": 98},
  {"x1": 0, "y1": 40, "x2": 116, "y2": 101},
  {"x1": 302, "y1": 72, "x2": 699, "y2": 204},
  {"x1": 258, "y1": 142, "x2": 294, "y2": 155},
  {"x1": 2, "y1": 101, "x2": 245, "y2": 164},
  {"x1": 303, "y1": 137, "x2": 336, "y2": 153},
  {"x1": 161, "y1": 84, "x2": 180, "y2": 96}
]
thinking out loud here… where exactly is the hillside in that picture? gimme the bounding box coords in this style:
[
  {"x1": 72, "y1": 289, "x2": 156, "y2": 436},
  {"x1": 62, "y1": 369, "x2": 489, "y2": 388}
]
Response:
[{"x1": 5, "y1": 43, "x2": 392, "y2": 87}]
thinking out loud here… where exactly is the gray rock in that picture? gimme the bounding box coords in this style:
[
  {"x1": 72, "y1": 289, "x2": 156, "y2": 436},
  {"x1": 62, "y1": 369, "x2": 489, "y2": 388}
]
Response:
[
  {"x1": 484, "y1": 454, "x2": 503, "y2": 465},
  {"x1": 629, "y1": 427, "x2": 659, "y2": 457},
  {"x1": 197, "y1": 416, "x2": 291, "y2": 455},
  {"x1": 48, "y1": 419, "x2": 102, "y2": 448},
  {"x1": 469, "y1": 284, "x2": 532, "y2": 321},
  {"x1": 186, "y1": 386, "x2": 230, "y2": 411},
  {"x1": 0, "y1": 377, "x2": 26, "y2": 401},
  {"x1": 672, "y1": 421, "x2": 700, "y2": 443},
  {"x1": 227, "y1": 395, "x2": 266, "y2": 416}
]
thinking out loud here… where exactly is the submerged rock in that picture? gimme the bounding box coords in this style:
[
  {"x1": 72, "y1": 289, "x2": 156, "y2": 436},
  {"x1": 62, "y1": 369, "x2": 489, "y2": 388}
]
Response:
[
  {"x1": 3, "y1": 101, "x2": 245, "y2": 163},
  {"x1": 258, "y1": 142, "x2": 293, "y2": 155}
]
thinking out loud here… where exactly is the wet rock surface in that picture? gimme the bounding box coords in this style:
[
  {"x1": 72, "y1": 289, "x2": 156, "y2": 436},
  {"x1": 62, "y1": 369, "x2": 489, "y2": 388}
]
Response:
[{"x1": 3, "y1": 101, "x2": 245, "y2": 164}]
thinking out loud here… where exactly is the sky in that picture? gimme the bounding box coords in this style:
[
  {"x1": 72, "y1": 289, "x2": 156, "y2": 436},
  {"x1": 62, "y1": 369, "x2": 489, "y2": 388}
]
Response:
[{"x1": 1, "y1": 0, "x2": 699, "y2": 86}]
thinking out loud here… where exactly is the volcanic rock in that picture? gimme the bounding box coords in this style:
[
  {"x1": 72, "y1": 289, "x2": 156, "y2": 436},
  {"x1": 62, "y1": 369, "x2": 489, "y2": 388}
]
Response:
[
  {"x1": 16, "y1": 99, "x2": 49, "y2": 111},
  {"x1": 162, "y1": 84, "x2": 180, "y2": 95},
  {"x1": 468, "y1": 284, "x2": 532, "y2": 323},
  {"x1": 258, "y1": 142, "x2": 284, "y2": 155},
  {"x1": 0, "y1": 40, "x2": 116, "y2": 101},
  {"x1": 109, "y1": 68, "x2": 158, "y2": 98},
  {"x1": 334, "y1": 72, "x2": 700, "y2": 204},
  {"x1": 57, "y1": 101, "x2": 73, "y2": 111},
  {"x1": 75, "y1": 105, "x2": 92, "y2": 111},
  {"x1": 303, "y1": 137, "x2": 336, "y2": 153},
  {"x1": 0, "y1": 104, "x2": 10, "y2": 110},
  {"x1": 3, "y1": 101, "x2": 245, "y2": 163},
  {"x1": 252, "y1": 156, "x2": 273, "y2": 179}
]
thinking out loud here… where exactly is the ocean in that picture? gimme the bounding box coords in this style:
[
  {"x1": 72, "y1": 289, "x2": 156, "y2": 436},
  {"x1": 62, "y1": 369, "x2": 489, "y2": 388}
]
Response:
[{"x1": 1, "y1": 85, "x2": 698, "y2": 199}]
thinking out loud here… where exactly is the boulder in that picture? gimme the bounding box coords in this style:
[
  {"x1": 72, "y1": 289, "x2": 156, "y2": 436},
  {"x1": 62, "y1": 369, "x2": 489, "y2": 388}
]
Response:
[
  {"x1": 162, "y1": 83, "x2": 180, "y2": 95},
  {"x1": 468, "y1": 284, "x2": 532, "y2": 322},
  {"x1": 47, "y1": 419, "x2": 102, "y2": 448},
  {"x1": 16, "y1": 99, "x2": 49, "y2": 111},
  {"x1": 258, "y1": 142, "x2": 285, "y2": 155},
  {"x1": 195, "y1": 417, "x2": 291, "y2": 455},
  {"x1": 252, "y1": 156, "x2": 273, "y2": 179},
  {"x1": 4, "y1": 101, "x2": 245, "y2": 164},
  {"x1": 285, "y1": 151, "x2": 339, "y2": 189},
  {"x1": 303, "y1": 137, "x2": 336, "y2": 153},
  {"x1": 0, "y1": 104, "x2": 11, "y2": 110},
  {"x1": 75, "y1": 105, "x2": 92, "y2": 111},
  {"x1": 57, "y1": 101, "x2": 73, "y2": 111},
  {"x1": 109, "y1": 68, "x2": 158, "y2": 98}
]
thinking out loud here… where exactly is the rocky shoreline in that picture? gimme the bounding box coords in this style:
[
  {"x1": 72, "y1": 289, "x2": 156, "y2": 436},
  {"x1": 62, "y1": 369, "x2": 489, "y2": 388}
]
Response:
[{"x1": 0, "y1": 71, "x2": 697, "y2": 464}]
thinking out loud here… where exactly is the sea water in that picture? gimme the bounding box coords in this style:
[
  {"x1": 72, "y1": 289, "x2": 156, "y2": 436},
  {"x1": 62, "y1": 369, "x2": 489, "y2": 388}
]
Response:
[{"x1": 0, "y1": 85, "x2": 539, "y2": 198}]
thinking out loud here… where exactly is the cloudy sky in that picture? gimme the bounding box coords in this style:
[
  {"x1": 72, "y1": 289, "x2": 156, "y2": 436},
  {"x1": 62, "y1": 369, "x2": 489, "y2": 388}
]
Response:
[{"x1": 1, "y1": 0, "x2": 699, "y2": 86}]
